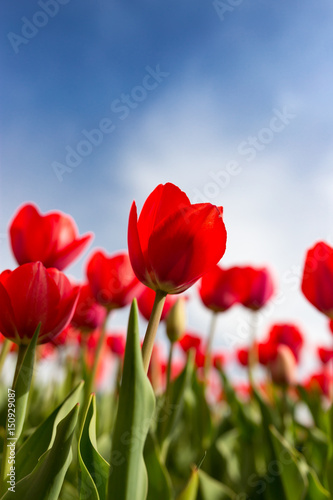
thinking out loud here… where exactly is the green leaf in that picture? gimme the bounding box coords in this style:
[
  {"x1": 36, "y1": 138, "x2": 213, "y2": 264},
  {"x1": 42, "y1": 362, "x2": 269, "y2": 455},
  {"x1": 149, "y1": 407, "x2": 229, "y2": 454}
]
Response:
[
  {"x1": 176, "y1": 469, "x2": 199, "y2": 500},
  {"x1": 156, "y1": 350, "x2": 194, "y2": 450},
  {"x1": 106, "y1": 299, "x2": 155, "y2": 500},
  {"x1": 13, "y1": 325, "x2": 40, "y2": 440},
  {"x1": 198, "y1": 469, "x2": 236, "y2": 500},
  {"x1": 269, "y1": 425, "x2": 308, "y2": 500},
  {"x1": 15, "y1": 381, "x2": 83, "y2": 482},
  {"x1": 144, "y1": 432, "x2": 173, "y2": 500},
  {"x1": 1, "y1": 403, "x2": 79, "y2": 500},
  {"x1": 78, "y1": 394, "x2": 110, "y2": 500}
]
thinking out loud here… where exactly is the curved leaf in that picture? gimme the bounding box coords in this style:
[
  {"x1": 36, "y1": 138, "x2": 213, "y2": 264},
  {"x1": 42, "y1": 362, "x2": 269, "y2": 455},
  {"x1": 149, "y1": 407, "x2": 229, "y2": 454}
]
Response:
[
  {"x1": 15, "y1": 381, "x2": 83, "y2": 481},
  {"x1": 1, "y1": 403, "x2": 79, "y2": 500},
  {"x1": 106, "y1": 299, "x2": 155, "y2": 500},
  {"x1": 78, "y1": 394, "x2": 110, "y2": 500}
]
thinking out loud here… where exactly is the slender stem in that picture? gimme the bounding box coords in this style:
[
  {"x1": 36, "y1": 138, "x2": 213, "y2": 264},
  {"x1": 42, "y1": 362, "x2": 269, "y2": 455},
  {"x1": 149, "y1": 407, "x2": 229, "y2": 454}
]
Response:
[
  {"x1": 0, "y1": 339, "x2": 11, "y2": 375},
  {"x1": 0, "y1": 343, "x2": 29, "y2": 493},
  {"x1": 165, "y1": 341, "x2": 174, "y2": 399},
  {"x1": 204, "y1": 312, "x2": 218, "y2": 380},
  {"x1": 247, "y1": 311, "x2": 258, "y2": 387},
  {"x1": 142, "y1": 290, "x2": 167, "y2": 374}
]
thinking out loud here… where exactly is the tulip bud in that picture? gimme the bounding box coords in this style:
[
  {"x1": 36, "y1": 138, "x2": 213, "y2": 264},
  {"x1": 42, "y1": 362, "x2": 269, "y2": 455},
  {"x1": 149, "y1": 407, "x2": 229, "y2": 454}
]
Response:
[
  {"x1": 166, "y1": 297, "x2": 186, "y2": 343},
  {"x1": 268, "y1": 344, "x2": 296, "y2": 386}
]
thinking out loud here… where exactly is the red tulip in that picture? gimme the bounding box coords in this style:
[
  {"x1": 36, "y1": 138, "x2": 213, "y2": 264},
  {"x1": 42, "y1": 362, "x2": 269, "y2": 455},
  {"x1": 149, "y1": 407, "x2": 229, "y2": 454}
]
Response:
[
  {"x1": 10, "y1": 203, "x2": 92, "y2": 271},
  {"x1": 0, "y1": 262, "x2": 79, "y2": 345},
  {"x1": 199, "y1": 265, "x2": 245, "y2": 312},
  {"x1": 305, "y1": 371, "x2": 332, "y2": 397},
  {"x1": 86, "y1": 250, "x2": 140, "y2": 311},
  {"x1": 301, "y1": 241, "x2": 333, "y2": 318},
  {"x1": 240, "y1": 266, "x2": 274, "y2": 311},
  {"x1": 128, "y1": 183, "x2": 227, "y2": 294},
  {"x1": 106, "y1": 332, "x2": 126, "y2": 357},
  {"x1": 236, "y1": 348, "x2": 249, "y2": 367},
  {"x1": 318, "y1": 347, "x2": 333, "y2": 364},
  {"x1": 178, "y1": 332, "x2": 202, "y2": 352},
  {"x1": 267, "y1": 323, "x2": 304, "y2": 361},
  {"x1": 137, "y1": 285, "x2": 178, "y2": 321},
  {"x1": 71, "y1": 283, "x2": 107, "y2": 332}
]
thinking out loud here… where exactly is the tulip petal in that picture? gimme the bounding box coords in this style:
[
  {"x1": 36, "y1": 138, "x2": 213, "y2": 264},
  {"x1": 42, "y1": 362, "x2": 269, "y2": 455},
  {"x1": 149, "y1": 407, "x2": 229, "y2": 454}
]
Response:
[
  {"x1": 0, "y1": 282, "x2": 19, "y2": 342},
  {"x1": 128, "y1": 202, "x2": 149, "y2": 285},
  {"x1": 137, "y1": 183, "x2": 191, "y2": 256},
  {"x1": 147, "y1": 203, "x2": 227, "y2": 293}
]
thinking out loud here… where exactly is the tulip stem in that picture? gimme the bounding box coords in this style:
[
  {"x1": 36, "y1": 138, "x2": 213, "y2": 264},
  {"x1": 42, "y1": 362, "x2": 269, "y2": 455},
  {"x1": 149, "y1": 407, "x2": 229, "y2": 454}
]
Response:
[
  {"x1": 204, "y1": 312, "x2": 218, "y2": 381},
  {"x1": 248, "y1": 311, "x2": 258, "y2": 387},
  {"x1": 0, "y1": 338, "x2": 11, "y2": 375},
  {"x1": 142, "y1": 290, "x2": 167, "y2": 374}
]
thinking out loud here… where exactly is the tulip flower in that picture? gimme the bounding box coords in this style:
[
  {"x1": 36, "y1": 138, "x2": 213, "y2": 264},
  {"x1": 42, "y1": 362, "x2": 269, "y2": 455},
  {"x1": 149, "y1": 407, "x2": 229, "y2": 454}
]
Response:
[
  {"x1": 86, "y1": 250, "x2": 140, "y2": 311},
  {"x1": 128, "y1": 182, "x2": 227, "y2": 372},
  {"x1": 318, "y1": 347, "x2": 333, "y2": 365},
  {"x1": 0, "y1": 262, "x2": 79, "y2": 345},
  {"x1": 128, "y1": 182, "x2": 227, "y2": 295},
  {"x1": 267, "y1": 323, "x2": 304, "y2": 362},
  {"x1": 10, "y1": 203, "x2": 92, "y2": 271},
  {"x1": 301, "y1": 241, "x2": 333, "y2": 318},
  {"x1": 199, "y1": 265, "x2": 245, "y2": 312},
  {"x1": 71, "y1": 283, "x2": 107, "y2": 332},
  {"x1": 240, "y1": 266, "x2": 274, "y2": 311},
  {"x1": 106, "y1": 332, "x2": 126, "y2": 357},
  {"x1": 137, "y1": 285, "x2": 178, "y2": 322}
]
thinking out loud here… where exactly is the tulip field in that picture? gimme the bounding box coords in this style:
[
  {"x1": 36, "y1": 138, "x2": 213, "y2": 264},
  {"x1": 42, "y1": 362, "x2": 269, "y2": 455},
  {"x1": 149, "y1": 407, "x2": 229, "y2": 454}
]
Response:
[{"x1": 1, "y1": 182, "x2": 333, "y2": 500}]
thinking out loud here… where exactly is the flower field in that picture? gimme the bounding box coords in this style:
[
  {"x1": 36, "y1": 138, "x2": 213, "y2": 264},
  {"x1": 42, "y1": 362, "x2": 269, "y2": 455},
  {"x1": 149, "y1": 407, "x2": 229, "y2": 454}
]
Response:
[{"x1": 0, "y1": 182, "x2": 332, "y2": 500}]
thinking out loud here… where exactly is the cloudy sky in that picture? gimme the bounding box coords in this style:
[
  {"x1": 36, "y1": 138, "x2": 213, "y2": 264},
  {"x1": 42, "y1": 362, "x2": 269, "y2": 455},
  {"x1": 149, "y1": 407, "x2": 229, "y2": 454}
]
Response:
[{"x1": 1, "y1": 0, "x2": 333, "y2": 378}]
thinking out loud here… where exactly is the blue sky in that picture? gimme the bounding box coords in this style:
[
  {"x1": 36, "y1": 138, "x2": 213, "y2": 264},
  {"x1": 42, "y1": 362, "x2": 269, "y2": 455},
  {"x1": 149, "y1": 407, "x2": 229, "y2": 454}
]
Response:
[{"x1": 1, "y1": 0, "x2": 333, "y2": 378}]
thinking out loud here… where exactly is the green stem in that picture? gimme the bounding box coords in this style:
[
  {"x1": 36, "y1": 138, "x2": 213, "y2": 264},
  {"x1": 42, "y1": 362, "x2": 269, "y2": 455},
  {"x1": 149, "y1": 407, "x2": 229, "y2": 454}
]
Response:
[
  {"x1": 0, "y1": 343, "x2": 29, "y2": 494},
  {"x1": 203, "y1": 312, "x2": 218, "y2": 381},
  {"x1": 0, "y1": 339, "x2": 11, "y2": 375},
  {"x1": 81, "y1": 317, "x2": 109, "y2": 422},
  {"x1": 165, "y1": 341, "x2": 174, "y2": 400},
  {"x1": 247, "y1": 311, "x2": 258, "y2": 388},
  {"x1": 142, "y1": 290, "x2": 167, "y2": 374}
]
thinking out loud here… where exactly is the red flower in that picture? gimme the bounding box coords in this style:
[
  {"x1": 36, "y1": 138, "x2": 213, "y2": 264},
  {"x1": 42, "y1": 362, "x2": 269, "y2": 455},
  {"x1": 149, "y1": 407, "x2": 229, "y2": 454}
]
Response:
[
  {"x1": 318, "y1": 347, "x2": 333, "y2": 364},
  {"x1": 0, "y1": 262, "x2": 79, "y2": 345},
  {"x1": 305, "y1": 371, "x2": 332, "y2": 397},
  {"x1": 178, "y1": 332, "x2": 202, "y2": 352},
  {"x1": 236, "y1": 348, "x2": 249, "y2": 367},
  {"x1": 10, "y1": 203, "x2": 92, "y2": 271},
  {"x1": 106, "y1": 332, "x2": 126, "y2": 357},
  {"x1": 240, "y1": 266, "x2": 274, "y2": 311},
  {"x1": 267, "y1": 323, "x2": 304, "y2": 361},
  {"x1": 301, "y1": 241, "x2": 333, "y2": 318},
  {"x1": 71, "y1": 283, "x2": 107, "y2": 332},
  {"x1": 137, "y1": 285, "x2": 178, "y2": 321},
  {"x1": 128, "y1": 183, "x2": 227, "y2": 294},
  {"x1": 199, "y1": 265, "x2": 245, "y2": 312},
  {"x1": 86, "y1": 250, "x2": 140, "y2": 311}
]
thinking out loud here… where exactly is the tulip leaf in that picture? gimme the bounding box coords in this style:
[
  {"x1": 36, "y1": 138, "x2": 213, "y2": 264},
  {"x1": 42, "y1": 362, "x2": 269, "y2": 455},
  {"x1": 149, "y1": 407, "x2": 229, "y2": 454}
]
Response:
[
  {"x1": 106, "y1": 299, "x2": 155, "y2": 500},
  {"x1": 269, "y1": 425, "x2": 307, "y2": 500},
  {"x1": 176, "y1": 469, "x2": 199, "y2": 500},
  {"x1": 15, "y1": 380, "x2": 84, "y2": 482},
  {"x1": 12, "y1": 324, "x2": 40, "y2": 440},
  {"x1": 144, "y1": 432, "x2": 173, "y2": 500},
  {"x1": 198, "y1": 469, "x2": 236, "y2": 499},
  {"x1": 1, "y1": 403, "x2": 79, "y2": 500},
  {"x1": 78, "y1": 393, "x2": 110, "y2": 500},
  {"x1": 156, "y1": 350, "x2": 194, "y2": 450}
]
